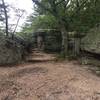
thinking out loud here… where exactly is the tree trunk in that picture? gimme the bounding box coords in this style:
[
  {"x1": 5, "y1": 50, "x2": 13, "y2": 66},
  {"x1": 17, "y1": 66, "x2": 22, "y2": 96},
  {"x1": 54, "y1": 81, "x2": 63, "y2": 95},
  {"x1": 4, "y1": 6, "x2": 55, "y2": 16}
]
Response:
[
  {"x1": 13, "y1": 11, "x2": 24, "y2": 36},
  {"x1": 60, "y1": 26, "x2": 69, "y2": 58},
  {"x1": 74, "y1": 38, "x2": 81, "y2": 56},
  {"x1": 2, "y1": 0, "x2": 8, "y2": 36}
]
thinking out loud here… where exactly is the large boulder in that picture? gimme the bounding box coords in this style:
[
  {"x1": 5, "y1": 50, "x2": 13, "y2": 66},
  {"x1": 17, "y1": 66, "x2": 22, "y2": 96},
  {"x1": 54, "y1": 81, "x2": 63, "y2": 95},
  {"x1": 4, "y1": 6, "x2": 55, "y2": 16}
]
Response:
[
  {"x1": 82, "y1": 26, "x2": 100, "y2": 54},
  {"x1": 0, "y1": 35, "x2": 23, "y2": 65}
]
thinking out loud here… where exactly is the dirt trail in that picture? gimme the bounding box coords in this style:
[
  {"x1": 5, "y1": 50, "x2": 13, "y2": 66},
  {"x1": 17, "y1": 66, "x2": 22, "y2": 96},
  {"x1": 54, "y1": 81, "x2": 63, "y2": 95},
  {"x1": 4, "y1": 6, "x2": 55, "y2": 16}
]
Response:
[{"x1": 0, "y1": 51, "x2": 100, "y2": 100}]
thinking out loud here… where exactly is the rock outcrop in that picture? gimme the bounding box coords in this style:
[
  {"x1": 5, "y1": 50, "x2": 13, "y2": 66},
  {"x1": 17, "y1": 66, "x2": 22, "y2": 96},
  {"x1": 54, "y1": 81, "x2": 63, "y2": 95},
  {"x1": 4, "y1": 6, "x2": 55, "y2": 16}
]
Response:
[
  {"x1": 0, "y1": 35, "x2": 23, "y2": 65},
  {"x1": 82, "y1": 26, "x2": 100, "y2": 54}
]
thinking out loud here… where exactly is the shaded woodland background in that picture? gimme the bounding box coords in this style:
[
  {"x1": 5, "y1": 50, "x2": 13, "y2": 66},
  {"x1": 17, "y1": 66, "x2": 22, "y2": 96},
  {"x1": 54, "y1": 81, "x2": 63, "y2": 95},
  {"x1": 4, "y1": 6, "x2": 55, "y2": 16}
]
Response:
[{"x1": 0, "y1": 0, "x2": 100, "y2": 66}]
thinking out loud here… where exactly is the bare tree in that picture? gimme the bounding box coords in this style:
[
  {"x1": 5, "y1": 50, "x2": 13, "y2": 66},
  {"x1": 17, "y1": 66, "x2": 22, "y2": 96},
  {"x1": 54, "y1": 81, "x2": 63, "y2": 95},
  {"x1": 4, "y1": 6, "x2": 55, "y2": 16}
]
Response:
[
  {"x1": 13, "y1": 9, "x2": 25, "y2": 35},
  {"x1": 1, "y1": 0, "x2": 8, "y2": 36}
]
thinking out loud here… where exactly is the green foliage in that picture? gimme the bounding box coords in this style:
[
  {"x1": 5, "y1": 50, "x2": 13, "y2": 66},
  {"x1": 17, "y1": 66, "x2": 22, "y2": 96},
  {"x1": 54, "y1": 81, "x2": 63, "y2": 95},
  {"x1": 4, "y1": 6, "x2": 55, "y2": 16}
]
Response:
[
  {"x1": 32, "y1": 0, "x2": 100, "y2": 33},
  {"x1": 18, "y1": 0, "x2": 100, "y2": 57},
  {"x1": 17, "y1": 13, "x2": 59, "y2": 43},
  {"x1": 31, "y1": 14, "x2": 59, "y2": 31},
  {"x1": 19, "y1": 0, "x2": 100, "y2": 38}
]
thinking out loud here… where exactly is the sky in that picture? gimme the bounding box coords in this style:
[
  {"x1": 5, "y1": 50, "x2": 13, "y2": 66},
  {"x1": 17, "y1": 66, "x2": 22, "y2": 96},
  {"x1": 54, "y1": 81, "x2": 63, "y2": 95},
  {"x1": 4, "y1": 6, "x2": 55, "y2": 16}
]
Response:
[{"x1": 5, "y1": 0, "x2": 34, "y2": 31}]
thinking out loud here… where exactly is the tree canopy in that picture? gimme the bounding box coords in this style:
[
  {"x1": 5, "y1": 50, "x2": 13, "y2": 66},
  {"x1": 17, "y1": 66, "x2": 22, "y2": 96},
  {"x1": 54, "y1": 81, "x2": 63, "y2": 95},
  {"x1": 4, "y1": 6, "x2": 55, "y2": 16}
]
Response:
[{"x1": 18, "y1": 0, "x2": 100, "y2": 57}]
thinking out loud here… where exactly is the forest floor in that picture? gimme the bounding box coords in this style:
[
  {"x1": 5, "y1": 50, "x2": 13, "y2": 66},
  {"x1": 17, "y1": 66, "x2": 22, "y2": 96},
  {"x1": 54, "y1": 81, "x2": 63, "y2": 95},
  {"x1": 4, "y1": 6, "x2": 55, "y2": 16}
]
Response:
[{"x1": 0, "y1": 50, "x2": 100, "y2": 100}]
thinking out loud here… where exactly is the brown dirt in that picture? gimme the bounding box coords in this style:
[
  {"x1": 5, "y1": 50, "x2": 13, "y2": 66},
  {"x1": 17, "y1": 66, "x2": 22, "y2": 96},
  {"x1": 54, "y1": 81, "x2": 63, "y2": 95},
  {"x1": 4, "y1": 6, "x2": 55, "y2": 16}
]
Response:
[{"x1": 0, "y1": 51, "x2": 100, "y2": 100}]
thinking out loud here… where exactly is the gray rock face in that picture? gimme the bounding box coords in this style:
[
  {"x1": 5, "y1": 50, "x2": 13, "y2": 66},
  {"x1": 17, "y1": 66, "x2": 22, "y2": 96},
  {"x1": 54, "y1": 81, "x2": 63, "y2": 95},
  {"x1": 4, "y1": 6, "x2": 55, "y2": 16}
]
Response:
[
  {"x1": 82, "y1": 26, "x2": 100, "y2": 54},
  {"x1": 0, "y1": 36, "x2": 23, "y2": 65}
]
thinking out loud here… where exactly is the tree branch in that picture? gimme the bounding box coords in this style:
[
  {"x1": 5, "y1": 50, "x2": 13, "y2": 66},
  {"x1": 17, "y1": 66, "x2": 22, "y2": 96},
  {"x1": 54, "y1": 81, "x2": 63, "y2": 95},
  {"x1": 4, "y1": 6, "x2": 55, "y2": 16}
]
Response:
[
  {"x1": 1, "y1": 0, "x2": 8, "y2": 36},
  {"x1": 32, "y1": 0, "x2": 60, "y2": 19},
  {"x1": 32, "y1": 0, "x2": 53, "y2": 14},
  {"x1": 77, "y1": 0, "x2": 87, "y2": 11},
  {"x1": 55, "y1": 0, "x2": 65, "y2": 6}
]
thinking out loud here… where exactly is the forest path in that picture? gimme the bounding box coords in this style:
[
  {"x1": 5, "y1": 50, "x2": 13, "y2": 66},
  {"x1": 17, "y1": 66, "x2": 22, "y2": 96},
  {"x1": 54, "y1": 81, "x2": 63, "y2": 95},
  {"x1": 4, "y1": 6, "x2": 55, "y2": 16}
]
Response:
[{"x1": 0, "y1": 50, "x2": 100, "y2": 100}]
